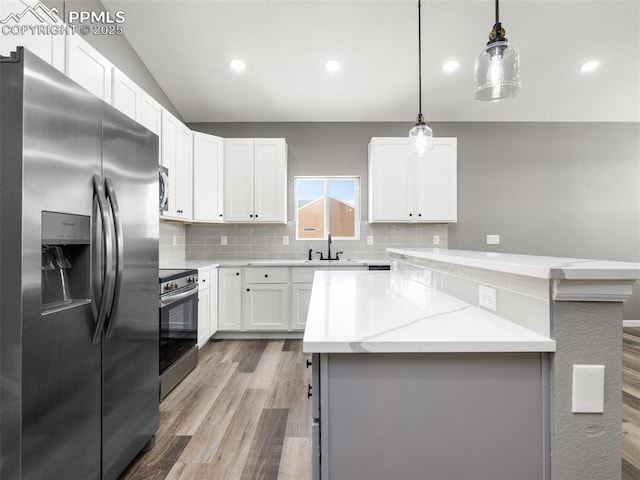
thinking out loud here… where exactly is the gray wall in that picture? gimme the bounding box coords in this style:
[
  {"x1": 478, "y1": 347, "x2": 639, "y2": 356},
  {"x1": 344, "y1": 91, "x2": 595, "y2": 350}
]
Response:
[
  {"x1": 44, "y1": 0, "x2": 182, "y2": 119},
  {"x1": 190, "y1": 122, "x2": 640, "y2": 319}
]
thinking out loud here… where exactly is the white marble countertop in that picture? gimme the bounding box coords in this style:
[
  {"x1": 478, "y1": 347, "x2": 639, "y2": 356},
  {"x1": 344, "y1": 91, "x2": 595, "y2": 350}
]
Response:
[
  {"x1": 388, "y1": 248, "x2": 640, "y2": 280},
  {"x1": 160, "y1": 258, "x2": 390, "y2": 270},
  {"x1": 302, "y1": 270, "x2": 556, "y2": 354}
]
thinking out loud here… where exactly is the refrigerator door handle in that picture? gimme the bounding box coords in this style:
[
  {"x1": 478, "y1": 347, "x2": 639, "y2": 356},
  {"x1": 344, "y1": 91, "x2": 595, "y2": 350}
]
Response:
[
  {"x1": 104, "y1": 177, "x2": 124, "y2": 338},
  {"x1": 93, "y1": 175, "x2": 116, "y2": 345}
]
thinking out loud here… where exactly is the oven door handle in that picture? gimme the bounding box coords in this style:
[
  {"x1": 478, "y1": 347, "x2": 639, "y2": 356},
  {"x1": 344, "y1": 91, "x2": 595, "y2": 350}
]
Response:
[{"x1": 160, "y1": 286, "x2": 198, "y2": 307}]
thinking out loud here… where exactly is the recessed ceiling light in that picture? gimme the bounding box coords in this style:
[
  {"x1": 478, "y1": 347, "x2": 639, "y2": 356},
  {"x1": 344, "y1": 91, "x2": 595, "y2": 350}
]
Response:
[
  {"x1": 579, "y1": 60, "x2": 599, "y2": 73},
  {"x1": 325, "y1": 60, "x2": 340, "y2": 72},
  {"x1": 230, "y1": 59, "x2": 246, "y2": 72},
  {"x1": 442, "y1": 60, "x2": 459, "y2": 72}
]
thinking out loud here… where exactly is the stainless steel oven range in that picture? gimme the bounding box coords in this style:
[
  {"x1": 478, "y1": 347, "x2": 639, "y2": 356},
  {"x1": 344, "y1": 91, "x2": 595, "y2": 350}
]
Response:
[{"x1": 159, "y1": 268, "x2": 199, "y2": 400}]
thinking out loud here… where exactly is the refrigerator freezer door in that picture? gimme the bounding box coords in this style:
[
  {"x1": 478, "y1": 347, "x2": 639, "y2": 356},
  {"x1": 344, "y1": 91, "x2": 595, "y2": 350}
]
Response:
[
  {"x1": 16, "y1": 49, "x2": 103, "y2": 480},
  {"x1": 100, "y1": 104, "x2": 160, "y2": 480}
]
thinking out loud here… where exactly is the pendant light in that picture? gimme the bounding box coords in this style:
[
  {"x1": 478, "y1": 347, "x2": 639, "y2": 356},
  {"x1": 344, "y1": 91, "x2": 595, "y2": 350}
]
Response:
[
  {"x1": 408, "y1": 0, "x2": 433, "y2": 157},
  {"x1": 474, "y1": 0, "x2": 521, "y2": 101}
]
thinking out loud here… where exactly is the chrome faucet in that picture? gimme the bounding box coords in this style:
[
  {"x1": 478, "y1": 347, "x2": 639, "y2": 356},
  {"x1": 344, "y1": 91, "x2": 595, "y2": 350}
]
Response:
[{"x1": 315, "y1": 232, "x2": 342, "y2": 261}]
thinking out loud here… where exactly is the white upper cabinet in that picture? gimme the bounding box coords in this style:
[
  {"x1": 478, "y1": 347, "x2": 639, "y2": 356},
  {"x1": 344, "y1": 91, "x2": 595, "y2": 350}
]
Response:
[
  {"x1": 111, "y1": 68, "x2": 140, "y2": 122},
  {"x1": 224, "y1": 138, "x2": 287, "y2": 223},
  {"x1": 66, "y1": 34, "x2": 113, "y2": 103},
  {"x1": 138, "y1": 91, "x2": 162, "y2": 137},
  {"x1": 161, "y1": 110, "x2": 193, "y2": 220},
  {"x1": 193, "y1": 132, "x2": 224, "y2": 222},
  {"x1": 368, "y1": 137, "x2": 457, "y2": 223},
  {"x1": 0, "y1": 0, "x2": 65, "y2": 72}
]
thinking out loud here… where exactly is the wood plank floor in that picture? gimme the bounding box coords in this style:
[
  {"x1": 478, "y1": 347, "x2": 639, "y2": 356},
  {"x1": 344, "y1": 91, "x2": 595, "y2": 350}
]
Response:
[
  {"x1": 623, "y1": 327, "x2": 640, "y2": 480},
  {"x1": 120, "y1": 333, "x2": 640, "y2": 479},
  {"x1": 119, "y1": 339, "x2": 311, "y2": 480}
]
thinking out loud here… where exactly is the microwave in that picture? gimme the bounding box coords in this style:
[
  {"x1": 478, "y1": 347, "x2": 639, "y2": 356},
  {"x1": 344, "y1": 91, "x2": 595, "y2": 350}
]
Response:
[{"x1": 159, "y1": 166, "x2": 169, "y2": 214}]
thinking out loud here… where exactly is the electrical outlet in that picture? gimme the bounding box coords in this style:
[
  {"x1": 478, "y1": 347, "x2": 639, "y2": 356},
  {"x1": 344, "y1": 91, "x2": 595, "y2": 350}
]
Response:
[
  {"x1": 478, "y1": 285, "x2": 497, "y2": 311},
  {"x1": 283, "y1": 235, "x2": 289, "y2": 245},
  {"x1": 486, "y1": 234, "x2": 500, "y2": 245},
  {"x1": 433, "y1": 235, "x2": 440, "y2": 245},
  {"x1": 172, "y1": 235, "x2": 177, "y2": 246},
  {"x1": 367, "y1": 235, "x2": 374, "y2": 245},
  {"x1": 220, "y1": 236, "x2": 227, "y2": 246}
]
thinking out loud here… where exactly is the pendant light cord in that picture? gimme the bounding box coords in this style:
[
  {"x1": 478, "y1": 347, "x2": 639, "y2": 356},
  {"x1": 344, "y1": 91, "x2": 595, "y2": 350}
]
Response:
[
  {"x1": 417, "y1": 0, "x2": 422, "y2": 119},
  {"x1": 495, "y1": 0, "x2": 499, "y2": 25}
]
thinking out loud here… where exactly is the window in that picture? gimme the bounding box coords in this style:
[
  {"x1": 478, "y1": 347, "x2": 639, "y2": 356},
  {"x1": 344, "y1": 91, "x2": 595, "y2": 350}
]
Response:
[{"x1": 295, "y1": 177, "x2": 360, "y2": 240}]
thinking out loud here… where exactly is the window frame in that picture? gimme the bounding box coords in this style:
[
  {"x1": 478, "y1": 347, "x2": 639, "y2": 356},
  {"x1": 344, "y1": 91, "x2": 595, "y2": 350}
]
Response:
[{"x1": 294, "y1": 175, "x2": 361, "y2": 241}]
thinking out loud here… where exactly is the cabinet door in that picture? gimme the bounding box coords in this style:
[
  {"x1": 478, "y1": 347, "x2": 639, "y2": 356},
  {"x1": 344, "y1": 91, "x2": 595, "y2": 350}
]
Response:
[
  {"x1": 112, "y1": 69, "x2": 140, "y2": 122},
  {"x1": 254, "y1": 138, "x2": 287, "y2": 223},
  {"x1": 139, "y1": 92, "x2": 162, "y2": 137},
  {"x1": 243, "y1": 284, "x2": 289, "y2": 331},
  {"x1": 160, "y1": 110, "x2": 178, "y2": 216},
  {"x1": 291, "y1": 283, "x2": 313, "y2": 330},
  {"x1": 414, "y1": 138, "x2": 457, "y2": 222},
  {"x1": 218, "y1": 268, "x2": 242, "y2": 331},
  {"x1": 197, "y1": 288, "x2": 211, "y2": 348},
  {"x1": 224, "y1": 139, "x2": 255, "y2": 222},
  {"x1": 209, "y1": 270, "x2": 218, "y2": 337},
  {"x1": 175, "y1": 124, "x2": 193, "y2": 219},
  {"x1": 0, "y1": 1, "x2": 65, "y2": 72},
  {"x1": 66, "y1": 34, "x2": 113, "y2": 102},
  {"x1": 193, "y1": 132, "x2": 224, "y2": 222},
  {"x1": 368, "y1": 138, "x2": 413, "y2": 222}
]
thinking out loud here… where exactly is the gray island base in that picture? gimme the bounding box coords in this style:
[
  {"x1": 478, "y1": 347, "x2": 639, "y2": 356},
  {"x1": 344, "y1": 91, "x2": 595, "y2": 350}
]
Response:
[
  {"x1": 303, "y1": 248, "x2": 640, "y2": 480},
  {"x1": 314, "y1": 352, "x2": 547, "y2": 480}
]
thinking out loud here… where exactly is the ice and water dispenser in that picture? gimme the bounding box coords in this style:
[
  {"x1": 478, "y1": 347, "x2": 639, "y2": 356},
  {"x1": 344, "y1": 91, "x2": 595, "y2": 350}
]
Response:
[{"x1": 41, "y1": 211, "x2": 91, "y2": 315}]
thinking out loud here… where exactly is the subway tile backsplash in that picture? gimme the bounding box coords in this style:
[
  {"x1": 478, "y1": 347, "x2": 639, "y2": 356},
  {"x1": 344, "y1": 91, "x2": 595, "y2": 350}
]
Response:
[
  {"x1": 159, "y1": 221, "x2": 448, "y2": 264},
  {"x1": 159, "y1": 221, "x2": 187, "y2": 265}
]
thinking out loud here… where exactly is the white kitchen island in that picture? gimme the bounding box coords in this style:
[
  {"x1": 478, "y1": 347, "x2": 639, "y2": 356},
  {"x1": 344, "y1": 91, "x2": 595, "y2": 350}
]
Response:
[{"x1": 303, "y1": 249, "x2": 640, "y2": 480}]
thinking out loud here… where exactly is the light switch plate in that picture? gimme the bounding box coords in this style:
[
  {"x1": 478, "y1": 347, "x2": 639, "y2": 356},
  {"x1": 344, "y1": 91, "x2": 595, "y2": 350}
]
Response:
[
  {"x1": 367, "y1": 235, "x2": 374, "y2": 245},
  {"x1": 220, "y1": 236, "x2": 227, "y2": 246},
  {"x1": 433, "y1": 235, "x2": 440, "y2": 245},
  {"x1": 572, "y1": 365, "x2": 605, "y2": 413}
]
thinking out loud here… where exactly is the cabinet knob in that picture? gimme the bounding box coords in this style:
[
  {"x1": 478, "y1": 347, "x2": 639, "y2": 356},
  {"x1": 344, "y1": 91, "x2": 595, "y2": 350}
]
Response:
[
  {"x1": 418, "y1": 213, "x2": 422, "y2": 217},
  {"x1": 246, "y1": 288, "x2": 250, "y2": 292},
  {"x1": 307, "y1": 384, "x2": 312, "y2": 399},
  {"x1": 409, "y1": 213, "x2": 413, "y2": 217},
  {"x1": 264, "y1": 274, "x2": 268, "y2": 278},
  {"x1": 236, "y1": 272, "x2": 240, "y2": 276},
  {"x1": 250, "y1": 214, "x2": 253, "y2": 218},
  {"x1": 255, "y1": 214, "x2": 259, "y2": 218},
  {"x1": 219, "y1": 214, "x2": 223, "y2": 217},
  {"x1": 306, "y1": 359, "x2": 312, "y2": 368}
]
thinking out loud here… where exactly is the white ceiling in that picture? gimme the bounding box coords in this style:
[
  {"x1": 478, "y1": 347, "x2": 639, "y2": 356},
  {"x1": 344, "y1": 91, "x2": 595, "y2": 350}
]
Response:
[{"x1": 103, "y1": 0, "x2": 640, "y2": 123}]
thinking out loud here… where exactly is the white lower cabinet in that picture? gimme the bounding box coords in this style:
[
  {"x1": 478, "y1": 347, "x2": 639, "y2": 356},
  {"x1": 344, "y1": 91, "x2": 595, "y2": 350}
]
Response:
[
  {"x1": 243, "y1": 284, "x2": 289, "y2": 331},
  {"x1": 291, "y1": 284, "x2": 313, "y2": 330},
  {"x1": 197, "y1": 268, "x2": 219, "y2": 347},
  {"x1": 217, "y1": 265, "x2": 368, "y2": 333},
  {"x1": 218, "y1": 268, "x2": 242, "y2": 331},
  {"x1": 197, "y1": 287, "x2": 211, "y2": 348},
  {"x1": 242, "y1": 267, "x2": 289, "y2": 331}
]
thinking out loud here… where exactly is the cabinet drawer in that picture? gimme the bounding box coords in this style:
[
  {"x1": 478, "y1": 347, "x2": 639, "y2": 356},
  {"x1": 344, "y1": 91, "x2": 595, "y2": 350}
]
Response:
[
  {"x1": 197, "y1": 268, "x2": 210, "y2": 290},
  {"x1": 291, "y1": 267, "x2": 331, "y2": 283},
  {"x1": 244, "y1": 267, "x2": 289, "y2": 283}
]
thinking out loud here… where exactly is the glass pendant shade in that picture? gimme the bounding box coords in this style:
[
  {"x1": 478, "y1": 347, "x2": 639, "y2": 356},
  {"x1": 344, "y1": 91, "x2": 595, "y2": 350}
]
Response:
[
  {"x1": 474, "y1": 40, "x2": 520, "y2": 101},
  {"x1": 408, "y1": 122, "x2": 433, "y2": 157}
]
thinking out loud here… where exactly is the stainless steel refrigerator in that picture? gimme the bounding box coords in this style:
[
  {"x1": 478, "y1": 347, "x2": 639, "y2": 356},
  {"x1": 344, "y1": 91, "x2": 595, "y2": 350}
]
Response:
[{"x1": 0, "y1": 47, "x2": 159, "y2": 480}]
